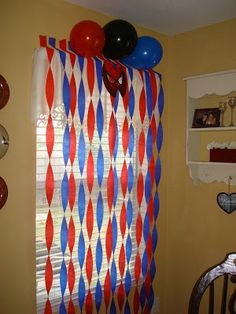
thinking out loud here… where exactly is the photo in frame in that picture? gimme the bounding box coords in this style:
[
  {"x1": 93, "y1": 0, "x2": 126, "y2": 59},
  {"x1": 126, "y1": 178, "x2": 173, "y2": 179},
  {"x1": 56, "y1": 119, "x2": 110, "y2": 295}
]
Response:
[{"x1": 192, "y1": 108, "x2": 220, "y2": 128}]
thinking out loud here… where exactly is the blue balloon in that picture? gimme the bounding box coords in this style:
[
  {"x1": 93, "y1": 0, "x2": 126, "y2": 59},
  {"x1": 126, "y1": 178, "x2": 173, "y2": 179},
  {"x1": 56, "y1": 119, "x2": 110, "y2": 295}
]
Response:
[{"x1": 121, "y1": 36, "x2": 163, "y2": 70}]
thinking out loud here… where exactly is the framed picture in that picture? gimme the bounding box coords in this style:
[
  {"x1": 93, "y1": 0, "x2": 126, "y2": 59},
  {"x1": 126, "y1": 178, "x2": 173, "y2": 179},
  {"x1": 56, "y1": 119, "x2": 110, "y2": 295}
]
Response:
[{"x1": 192, "y1": 108, "x2": 220, "y2": 128}]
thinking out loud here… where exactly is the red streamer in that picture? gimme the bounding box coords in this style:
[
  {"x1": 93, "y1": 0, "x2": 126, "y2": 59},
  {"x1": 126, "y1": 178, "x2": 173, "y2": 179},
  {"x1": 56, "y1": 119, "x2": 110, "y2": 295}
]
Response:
[
  {"x1": 120, "y1": 161, "x2": 128, "y2": 198},
  {"x1": 45, "y1": 210, "x2": 53, "y2": 253},
  {"x1": 87, "y1": 101, "x2": 95, "y2": 144},
  {"x1": 87, "y1": 150, "x2": 94, "y2": 194}
]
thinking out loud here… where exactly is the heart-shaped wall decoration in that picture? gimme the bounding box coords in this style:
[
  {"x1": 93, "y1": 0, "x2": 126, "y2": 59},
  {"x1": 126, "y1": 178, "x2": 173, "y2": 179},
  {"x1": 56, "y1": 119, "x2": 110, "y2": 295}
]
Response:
[{"x1": 217, "y1": 193, "x2": 236, "y2": 214}]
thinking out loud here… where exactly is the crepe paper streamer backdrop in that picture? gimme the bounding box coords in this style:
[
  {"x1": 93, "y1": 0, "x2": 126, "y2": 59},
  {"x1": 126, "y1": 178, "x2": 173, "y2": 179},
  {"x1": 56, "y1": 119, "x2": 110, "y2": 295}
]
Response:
[{"x1": 34, "y1": 35, "x2": 164, "y2": 314}]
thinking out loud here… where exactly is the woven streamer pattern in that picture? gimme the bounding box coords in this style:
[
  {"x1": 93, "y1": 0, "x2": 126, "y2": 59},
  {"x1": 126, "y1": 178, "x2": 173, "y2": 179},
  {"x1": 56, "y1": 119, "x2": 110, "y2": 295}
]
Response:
[{"x1": 35, "y1": 36, "x2": 163, "y2": 314}]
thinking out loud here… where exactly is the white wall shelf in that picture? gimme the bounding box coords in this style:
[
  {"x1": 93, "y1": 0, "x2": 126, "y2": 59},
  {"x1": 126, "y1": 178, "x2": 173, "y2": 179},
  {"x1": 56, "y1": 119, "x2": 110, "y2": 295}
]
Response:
[{"x1": 184, "y1": 69, "x2": 236, "y2": 185}]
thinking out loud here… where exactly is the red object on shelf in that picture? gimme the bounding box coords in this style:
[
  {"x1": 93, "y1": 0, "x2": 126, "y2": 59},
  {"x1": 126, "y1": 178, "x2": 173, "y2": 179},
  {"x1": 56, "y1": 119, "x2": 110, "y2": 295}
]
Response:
[{"x1": 210, "y1": 149, "x2": 236, "y2": 163}]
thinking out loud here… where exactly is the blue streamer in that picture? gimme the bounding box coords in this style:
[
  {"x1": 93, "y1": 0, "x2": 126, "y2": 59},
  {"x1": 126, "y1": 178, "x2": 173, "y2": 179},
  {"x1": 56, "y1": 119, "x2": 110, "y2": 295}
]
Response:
[
  {"x1": 128, "y1": 124, "x2": 134, "y2": 157},
  {"x1": 78, "y1": 131, "x2": 86, "y2": 175},
  {"x1": 59, "y1": 50, "x2": 66, "y2": 68},
  {"x1": 96, "y1": 192, "x2": 104, "y2": 232},
  {"x1": 95, "y1": 280, "x2": 102, "y2": 312},
  {"x1": 128, "y1": 163, "x2": 134, "y2": 193},
  {"x1": 110, "y1": 299, "x2": 117, "y2": 314},
  {"x1": 112, "y1": 213, "x2": 117, "y2": 253},
  {"x1": 124, "y1": 300, "x2": 131, "y2": 314},
  {"x1": 60, "y1": 260, "x2": 67, "y2": 295},
  {"x1": 155, "y1": 159, "x2": 162, "y2": 187},
  {"x1": 60, "y1": 217, "x2": 68, "y2": 254},
  {"x1": 78, "y1": 55, "x2": 84, "y2": 73},
  {"x1": 114, "y1": 92, "x2": 119, "y2": 113},
  {"x1": 63, "y1": 76, "x2": 70, "y2": 117},
  {"x1": 140, "y1": 283, "x2": 146, "y2": 309},
  {"x1": 97, "y1": 146, "x2": 104, "y2": 187},
  {"x1": 126, "y1": 234, "x2": 132, "y2": 263},
  {"x1": 59, "y1": 300, "x2": 67, "y2": 314},
  {"x1": 148, "y1": 286, "x2": 154, "y2": 310},
  {"x1": 113, "y1": 167, "x2": 118, "y2": 207},
  {"x1": 95, "y1": 58, "x2": 103, "y2": 94},
  {"x1": 96, "y1": 237, "x2": 103, "y2": 274},
  {"x1": 126, "y1": 199, "x2": 133, "y2": 229},
  {"x1": 63, "y1": 124, "x2": 70, "y2": 165},
  {"x1": 143, "y1": 213, "x2": 150, "y2": 243},
  {"x1": 155, "y1": 156, "x2": 161, "y2": 186},
  {"x1": 157, "y1": 122, "x2": 163, "y2": 153},
  {"x1": 146, "y1": 127, "x2": 153, "y2": 163},
  {"x1": 158, "y1": 85, "x2": 164, "y2": 117},
  {"x1": 78, "y1": 275, "x2": 85, "y2": 310},
  {"x1": 48, "y1": 37, "x2": 56, "y2": 47},
  {"x1": 111, "y1": 260, "x2": 117, "y2": 294},
  {"x1": 78, "y1": 183, "x2": 85, "y2": 224},
  {"x1": 152, "y1": 224, "x2": 158, "y2": 253},
  {"x1": 142, "y1": 251, "x2": 148, "y2": 277},
  {"x1": 145, "y1": 171, "x2": 151, "y2": 204},
  {"x1": 128, "y1": 66, "x2": 133, "y2": 81},
  {"x1": 154, "y1": 192, "x2": 160, "y2": 221},
  {"x1": 78, "y1": 80, "x2": 85, "y2": 123},
  {"x1": 128, "y1": 86, "x2": 135, "y2": 118},
  {"x1": 61, "y1": 172, "x2": 68, "y2": 211},
  {"x1": 96, "y1": 99, "x2": 104, "y2": 140},
  {"x1": 150, "y1": 256, "x2": 156, "y2": 281},
  {"x1": 78, "y1": 231, "x2": 85, "y2": 269},
  {"x1": 114, "y1": 121, "x2": 119, "y2": 160},
  {"x1": 125, "y1": 269, "x2": 132, "y2": 295}
]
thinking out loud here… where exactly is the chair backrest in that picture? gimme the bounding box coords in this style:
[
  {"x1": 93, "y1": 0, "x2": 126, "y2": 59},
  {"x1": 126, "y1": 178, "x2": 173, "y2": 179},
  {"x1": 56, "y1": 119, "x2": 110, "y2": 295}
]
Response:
[{"x1": 188, "y1": 253, "x2": 236, "y2": 314}]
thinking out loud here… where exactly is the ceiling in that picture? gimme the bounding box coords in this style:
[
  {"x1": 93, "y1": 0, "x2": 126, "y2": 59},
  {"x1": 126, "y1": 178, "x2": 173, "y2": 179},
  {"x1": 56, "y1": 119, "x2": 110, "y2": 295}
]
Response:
[{"x1": 66, "y1": 0, "x2": 236, "y2": 35}]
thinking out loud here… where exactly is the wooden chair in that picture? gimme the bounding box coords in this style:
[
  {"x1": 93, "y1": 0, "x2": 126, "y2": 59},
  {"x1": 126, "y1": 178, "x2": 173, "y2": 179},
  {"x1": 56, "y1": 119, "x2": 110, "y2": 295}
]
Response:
[{"x1": 188, "y1": 253, "x2": 236, "y2": 314}]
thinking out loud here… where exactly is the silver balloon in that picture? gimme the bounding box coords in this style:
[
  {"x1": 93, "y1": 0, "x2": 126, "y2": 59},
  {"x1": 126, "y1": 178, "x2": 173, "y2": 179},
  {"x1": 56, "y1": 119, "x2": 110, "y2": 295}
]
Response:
[{"x1": 0, "y1": 124, "x2": 9, "y2": 159}]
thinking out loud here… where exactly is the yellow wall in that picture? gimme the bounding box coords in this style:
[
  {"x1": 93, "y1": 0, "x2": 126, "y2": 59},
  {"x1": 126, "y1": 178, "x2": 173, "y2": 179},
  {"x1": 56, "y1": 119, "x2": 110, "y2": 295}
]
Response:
[
  {"x1": 166, "y1": 18, "x2": 236, "y2": 314},
  {"x1": 0, "y1": 1, "x2": 168, "y2": 313}
]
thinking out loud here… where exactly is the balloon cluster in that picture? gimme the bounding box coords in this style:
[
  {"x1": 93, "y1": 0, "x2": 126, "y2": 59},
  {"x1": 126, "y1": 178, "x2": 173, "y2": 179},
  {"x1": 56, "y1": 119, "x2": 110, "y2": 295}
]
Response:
[{"x1": 70, "y1": 19, "x2": 163, "y2": 70}]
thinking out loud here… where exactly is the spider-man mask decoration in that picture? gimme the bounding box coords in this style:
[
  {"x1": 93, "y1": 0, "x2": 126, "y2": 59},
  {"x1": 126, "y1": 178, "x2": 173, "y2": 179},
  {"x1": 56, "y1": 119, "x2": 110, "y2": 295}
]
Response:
[{"x1": 102, "y1": 60, "x2": 126, "y2": 97}]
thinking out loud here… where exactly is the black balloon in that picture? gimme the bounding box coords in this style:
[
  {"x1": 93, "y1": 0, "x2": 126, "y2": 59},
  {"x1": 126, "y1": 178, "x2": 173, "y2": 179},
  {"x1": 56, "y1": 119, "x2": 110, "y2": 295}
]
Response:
[{"x1": 103, "y1": 19, "x2": 138, "y2": 59}]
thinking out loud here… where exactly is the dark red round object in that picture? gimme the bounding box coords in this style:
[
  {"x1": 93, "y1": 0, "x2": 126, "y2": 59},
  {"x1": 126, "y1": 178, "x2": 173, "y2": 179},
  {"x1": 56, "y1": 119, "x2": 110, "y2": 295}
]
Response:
[
  {"x1": 0, "y1": 176, "x2": 8, "y2": 209},
  {"x1": 0, "y1": 75, "x2": 10, "y2": 110},
  {"x1": 70, "y1": 20, "x2": 105, "y2": 57}
]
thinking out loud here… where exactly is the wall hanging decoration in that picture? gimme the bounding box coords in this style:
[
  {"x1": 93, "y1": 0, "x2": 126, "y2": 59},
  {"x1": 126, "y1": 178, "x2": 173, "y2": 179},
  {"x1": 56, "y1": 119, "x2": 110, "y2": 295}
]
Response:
[
  {"x1": 0, "y1": 74, "x2": 10, "y2": 110},
  {"x1": 217, "y1": 177, "x2": 236, "y2": 214},
  {"x1": 0, "y1": 176, "x2": 8, "y2": 209},
  {"x1": 0, "y1": 124, "x2": 9, "y2": 159},
  {"x1": 102, "y1": 60, "x2": 127, "y2": 97},
  {"x1": 33, "y1": 35, "x2": 164, "y2": 314}
]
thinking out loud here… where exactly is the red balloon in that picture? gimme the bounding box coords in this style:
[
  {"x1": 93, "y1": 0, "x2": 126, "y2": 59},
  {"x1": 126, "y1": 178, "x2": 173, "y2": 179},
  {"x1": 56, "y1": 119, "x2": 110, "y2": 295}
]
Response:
[{"x1": 70, "y1": 20, "x2": 105, "y2": 57}]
